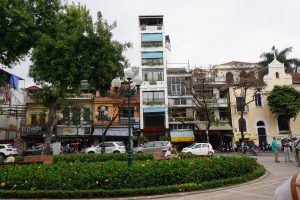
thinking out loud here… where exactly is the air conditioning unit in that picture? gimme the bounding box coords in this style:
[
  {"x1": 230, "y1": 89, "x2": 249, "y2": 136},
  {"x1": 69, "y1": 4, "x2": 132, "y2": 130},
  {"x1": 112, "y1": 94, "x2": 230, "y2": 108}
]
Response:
[{"x1": 157, "y1": 26, "x2": 162, "y2": 30}]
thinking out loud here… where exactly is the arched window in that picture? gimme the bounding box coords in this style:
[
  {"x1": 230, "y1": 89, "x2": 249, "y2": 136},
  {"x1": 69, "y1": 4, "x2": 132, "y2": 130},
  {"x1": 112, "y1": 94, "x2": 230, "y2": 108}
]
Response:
[
  {"x1": 226, "y1": 72, "x2": 234, "y2": 83},
  {"x1": 238, "y1": 118, "x2": 247, "y2": 132},
  {"x1": 256, "y1": 121, "x2": 265, "y2": 126},
  {"x1": 275, "y1": 72, "x2": 279, "y2": 78},
  {"x1": 278, "y1": 115, "x2": 289, "y2": 131}
]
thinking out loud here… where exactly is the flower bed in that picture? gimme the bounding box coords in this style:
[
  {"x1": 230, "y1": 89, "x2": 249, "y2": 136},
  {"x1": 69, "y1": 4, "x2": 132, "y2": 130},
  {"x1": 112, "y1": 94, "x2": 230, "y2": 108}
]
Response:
[{"x1": 0, "y1": 156, "x2": 265, "y2": 198}]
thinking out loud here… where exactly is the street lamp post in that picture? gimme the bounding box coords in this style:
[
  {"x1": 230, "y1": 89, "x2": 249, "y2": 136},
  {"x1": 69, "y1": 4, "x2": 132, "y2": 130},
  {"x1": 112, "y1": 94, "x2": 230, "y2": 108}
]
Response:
[
  {"x1": 111, "y1": 69, "x2": 142, "y2": 167},
  {"x1": 95, "y1": 106, "x2": 108, "y2": 154}
]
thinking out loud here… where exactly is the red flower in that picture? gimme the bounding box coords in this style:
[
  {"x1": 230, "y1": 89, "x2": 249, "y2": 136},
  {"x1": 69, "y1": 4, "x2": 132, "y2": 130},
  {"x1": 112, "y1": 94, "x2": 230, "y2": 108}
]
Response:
[{"x1": 136, "y1": 172, "x2": 141, "y2": 177}]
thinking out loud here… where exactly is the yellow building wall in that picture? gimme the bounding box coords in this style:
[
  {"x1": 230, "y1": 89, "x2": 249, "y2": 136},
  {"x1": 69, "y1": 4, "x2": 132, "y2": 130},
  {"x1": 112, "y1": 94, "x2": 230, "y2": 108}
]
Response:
[
  {"x1": 228, "y1": 59, "x2": 300, "y2": 144},
  {"x1": 26, "y1": 104, "x2": 48, "y2": 126}
]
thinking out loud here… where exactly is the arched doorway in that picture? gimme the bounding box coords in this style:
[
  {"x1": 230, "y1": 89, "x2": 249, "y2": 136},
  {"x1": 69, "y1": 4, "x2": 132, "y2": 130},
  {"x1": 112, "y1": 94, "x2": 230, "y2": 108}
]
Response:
[{"x1": 257, "y1": 121, "x2": 267, "y2": 147}]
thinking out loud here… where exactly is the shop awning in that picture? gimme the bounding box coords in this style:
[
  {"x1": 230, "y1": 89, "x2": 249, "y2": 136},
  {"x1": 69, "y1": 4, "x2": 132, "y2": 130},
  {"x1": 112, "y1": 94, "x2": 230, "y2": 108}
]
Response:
[
  {"x1": 170, "y1": 130, "x2": 194, "y2": 142},
  {"x1": 94, "y1": 128, "x2": 131, "y2": 137},
  {"x1": 143, "y1": 107, "x2": 165, "y2": 113}
]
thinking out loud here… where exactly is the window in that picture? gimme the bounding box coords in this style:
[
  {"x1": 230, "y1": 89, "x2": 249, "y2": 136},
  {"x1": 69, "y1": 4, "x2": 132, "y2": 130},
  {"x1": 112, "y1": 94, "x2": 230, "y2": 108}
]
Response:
[
  {"x1": 254, "y1": 93, "x2": 262, "y2": 107},
  {"x1": 39, "y1": 116, "x2": 45, "y2": 125},
  {"x1": 278, "y1": 115, "x2": 289, "y2": 131},
  {"x1": 238, "y1": 118, "x2": 247, "y2": 132},
  {"x1": 120, "y1": 107, "x2": 134, "y2": 118},
  {"x1": 257, "y1": 121, "x2": 265, "y2": 126},
  {"x1": 276, "y1": 72, "x2": 279, "y2": 78},
  {"x1": 236, "y1": 97, "x2": 245, "y2": 111},
  {"x1": 174, "y1": 98, "x2": 187, "y2": 105},
  {"x1": 196, "y1": 110, "x2": 213, "y2": 121},
  {"x1": 142, "y1": 69, "x2": 164, "y2": 81},
  {"x1": 226, "y1": 72, "x2": 234, "y2": 83},
  {"x1": 72, "y1": 107, "x2": 81, "y2": 125},
  {"x1": 143, "y1": 91, "x2": 164, "y2": 104},
  {"x1": 141, "y1": 51, "x2": 163, "y2": 66},
  {"x1": 83, "y1": 108, "x2": 90, "y2": 121},
  {"x1": 168, "y1": 77, "x2": 187, "y2": 95},
  {"x1": 31, "y1": 114, "x2": 37, "y2": 126},
  {"x1": 62, "y1": 107, "x2": 70, "y2": 121}
]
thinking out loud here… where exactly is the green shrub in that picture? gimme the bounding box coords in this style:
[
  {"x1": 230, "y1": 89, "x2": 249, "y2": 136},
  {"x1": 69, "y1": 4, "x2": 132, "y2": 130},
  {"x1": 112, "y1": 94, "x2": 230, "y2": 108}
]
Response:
[
  {"x1": 0, "y1": 165, "x2": 265, "y2": 198},
  {"x1": 53, "y1": 153, "x2": 153, "y2": 163},
  {"x1": 0, "y1": 156, "x2": 259, "y2": 191}
]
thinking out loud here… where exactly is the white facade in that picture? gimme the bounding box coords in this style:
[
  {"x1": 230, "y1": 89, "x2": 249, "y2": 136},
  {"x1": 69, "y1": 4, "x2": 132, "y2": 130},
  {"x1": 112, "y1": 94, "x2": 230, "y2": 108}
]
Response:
[{"x1": 138, "y1": 15, "x2": 170, "y2": 139}]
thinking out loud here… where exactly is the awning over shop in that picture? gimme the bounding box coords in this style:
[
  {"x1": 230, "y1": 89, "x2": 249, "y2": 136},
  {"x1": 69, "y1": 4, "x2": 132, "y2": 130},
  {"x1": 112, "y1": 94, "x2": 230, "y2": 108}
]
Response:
[
  {"x1": 94, "y1": 128, "x2": 131, "y2": 137},
  {"x1": 143, "y1": 107, "x2": 165, "y2": 113},
  {"x1": 170, "y1": 130, "x2": 194, "y2": 142}
]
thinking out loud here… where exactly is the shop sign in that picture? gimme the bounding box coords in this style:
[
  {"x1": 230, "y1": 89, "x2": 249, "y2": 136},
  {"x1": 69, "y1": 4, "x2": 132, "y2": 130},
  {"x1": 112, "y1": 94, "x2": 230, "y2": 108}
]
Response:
[
  {"x1": 21, "y1": 126, "x2": 42, "y2": 135},
  {"x1": 170, "y1": 131, "x2": 195, "y2": 143}
]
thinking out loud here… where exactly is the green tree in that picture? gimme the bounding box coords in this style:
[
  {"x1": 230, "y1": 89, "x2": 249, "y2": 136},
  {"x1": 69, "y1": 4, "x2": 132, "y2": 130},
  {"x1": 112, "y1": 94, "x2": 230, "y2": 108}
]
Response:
[
  {"x1": 29, "y1": 4, "x2": 129, "y2": 152},
  {"x1": 259, "y1": 46, "x2": 300, "y2": 73},
  {"x1": 267, "y1": 85, "x2": 300, "y2": 126},
  {"x1": 0, "y1": 0, "x2": 62, "y2": 68}
]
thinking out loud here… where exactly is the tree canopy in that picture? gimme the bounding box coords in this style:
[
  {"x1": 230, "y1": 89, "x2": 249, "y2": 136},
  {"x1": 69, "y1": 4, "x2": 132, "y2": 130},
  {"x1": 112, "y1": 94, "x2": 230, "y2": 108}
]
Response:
[
  {"x1": 29, "y1": 3, "x2": 129, "y2": 151},
  {"x1": 0, "y1": 0, "x2": 62, "y2": 67},
  {"x1": 259, "y1": 46, "x2": 300, "y2": 73},
  {"x1": 267, "y1": 85, "x2": 300, "y2": 120}
]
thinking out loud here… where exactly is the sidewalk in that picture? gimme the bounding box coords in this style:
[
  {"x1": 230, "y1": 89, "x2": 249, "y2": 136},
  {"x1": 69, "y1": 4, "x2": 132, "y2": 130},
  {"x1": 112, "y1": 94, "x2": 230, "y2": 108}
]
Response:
[{"x1": 113, "y1": 155, "x2": 300, "y2": 200}]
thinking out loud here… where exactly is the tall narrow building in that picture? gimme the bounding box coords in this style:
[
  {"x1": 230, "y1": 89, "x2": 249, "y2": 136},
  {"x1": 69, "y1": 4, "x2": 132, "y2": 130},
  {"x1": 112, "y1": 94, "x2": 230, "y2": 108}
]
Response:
[{"x1": 138, "y1": 15, "x2": 170, "y2": 141}]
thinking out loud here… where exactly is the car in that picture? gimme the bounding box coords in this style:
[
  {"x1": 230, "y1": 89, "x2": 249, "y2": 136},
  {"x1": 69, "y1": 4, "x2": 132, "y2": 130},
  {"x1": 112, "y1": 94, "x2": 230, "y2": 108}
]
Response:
[
  {"x1": 181, "y1": 143, "x2": 214, "y2": 156},
  {"x1": 133, "y1": 141, "x2": 171, "y2": 153},
  {"x1": 85, "y1": 141, "x2": 126, "y2": 154},
  {"x1": 0, "y1": 144, "x2": 17, "y2": 161},
  {"x1": 23, "y1": 144, "x2": 54, "y2": 156}
]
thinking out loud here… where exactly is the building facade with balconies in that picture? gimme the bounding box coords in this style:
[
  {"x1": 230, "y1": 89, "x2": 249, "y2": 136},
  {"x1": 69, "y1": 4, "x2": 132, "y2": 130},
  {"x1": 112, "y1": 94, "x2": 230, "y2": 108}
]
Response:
[
  {"x1": 138, "y1": 15, "x2": 170, "y2": 140},
  {"x1": 92, "y1": 84, "x2": 140, "y2": 147},
  {"x1": 213, "y1": 59, "x2": 300, "y2": 146}
]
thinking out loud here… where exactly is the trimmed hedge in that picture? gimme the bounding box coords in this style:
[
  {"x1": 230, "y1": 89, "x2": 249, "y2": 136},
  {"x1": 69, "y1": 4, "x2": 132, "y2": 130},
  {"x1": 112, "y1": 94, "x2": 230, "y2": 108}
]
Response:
[
  {"x1": 0, "y1": 164, "x2": 265, "y2": 198},
  {"x1": 1, "y1": 156, "x2": 258, "y2": 191},
  {"x1": 15, "y1": 153, "x2": 199, "y2": 164}
]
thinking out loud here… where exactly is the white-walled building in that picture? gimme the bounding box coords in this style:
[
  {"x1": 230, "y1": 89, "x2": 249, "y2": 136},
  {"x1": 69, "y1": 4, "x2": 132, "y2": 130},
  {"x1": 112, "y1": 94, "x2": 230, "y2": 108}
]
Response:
[{"x1": 138, "y1": 15, "x2": 170, "y2": 140}]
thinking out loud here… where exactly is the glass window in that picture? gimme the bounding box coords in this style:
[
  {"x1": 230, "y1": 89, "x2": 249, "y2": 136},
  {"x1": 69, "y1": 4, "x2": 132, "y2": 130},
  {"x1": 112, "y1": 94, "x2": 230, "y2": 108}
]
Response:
[
  {"x1": 278, "y1": 115, "x2": 289, "y2": 131},
  {"x1": 255, "y1": 93, "x2": 262, "y2": 107},
  {"x1": 72, "y1": 107, "x2": 81, "y2": 125},
  {"x1": 31, "y1": 114, "x2": 37, "y2": 126},
  {"x1": 238, "y1": 118, "x2": 247, "y2": 132},
  {"x1": 83, "y1": 108, "x2": 90, "y2": 121}
]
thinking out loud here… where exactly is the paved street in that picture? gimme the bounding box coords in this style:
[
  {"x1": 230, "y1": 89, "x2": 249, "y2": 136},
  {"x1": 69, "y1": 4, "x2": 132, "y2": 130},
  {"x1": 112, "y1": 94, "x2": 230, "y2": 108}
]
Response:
[{"x1": 114, "y1": 152, "x2": 300, "y2": 200}]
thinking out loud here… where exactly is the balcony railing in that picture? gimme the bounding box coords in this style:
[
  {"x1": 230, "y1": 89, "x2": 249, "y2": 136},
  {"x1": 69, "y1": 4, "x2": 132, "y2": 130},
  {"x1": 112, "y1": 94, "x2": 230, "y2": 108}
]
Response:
[
  {"x1": 143, "y1": 100, "x2": 165, "y2": 105},
  {"x1": 141, "y1": 42, "x2": 163, "y2": 48},
  {"x1": 140, "y1": 25, "x2": 163, "y2": 31},
  {"x1": 142, "y1": 59, "x2": 164, "y2": 66},
  {"x1": 119, "y1": 117, "x2": 140, "y2": 125}
]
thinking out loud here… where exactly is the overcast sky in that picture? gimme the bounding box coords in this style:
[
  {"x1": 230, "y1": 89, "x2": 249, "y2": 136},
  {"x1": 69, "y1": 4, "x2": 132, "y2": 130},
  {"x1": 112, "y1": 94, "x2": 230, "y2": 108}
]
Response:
[{"x1": 6, "y1": 0, "x2": 300, "y2": 87}]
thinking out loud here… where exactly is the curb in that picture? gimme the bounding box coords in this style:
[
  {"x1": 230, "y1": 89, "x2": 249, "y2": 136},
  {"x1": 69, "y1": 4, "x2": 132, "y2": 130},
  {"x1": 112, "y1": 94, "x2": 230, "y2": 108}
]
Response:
[{"x1": 111, "y1": 170, "x2": 270, "y2": 200}]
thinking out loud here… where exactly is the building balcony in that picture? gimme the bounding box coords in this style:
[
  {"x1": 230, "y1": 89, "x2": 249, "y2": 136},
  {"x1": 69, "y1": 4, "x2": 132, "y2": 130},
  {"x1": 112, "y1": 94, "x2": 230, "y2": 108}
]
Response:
[
  {"x1": 140, "y1": 25, "x2": 163, "y2": 32},
  {"x1": 169, "y1": 117, "x2": 194, "y2": 122},
  {"x1": 119, "y1": 117, "x2": 140, "y2": 125},
  {"x1": 68, "y1": 93, "x2": 93, "y2": 99},
  {"x1": 143, "y1": 100, "x2": 165, "y2": 106}
]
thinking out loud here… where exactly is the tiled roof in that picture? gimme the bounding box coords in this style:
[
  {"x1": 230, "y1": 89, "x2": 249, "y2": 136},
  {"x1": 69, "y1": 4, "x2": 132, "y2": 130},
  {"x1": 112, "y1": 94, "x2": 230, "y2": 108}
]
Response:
[
  {"x1": 26, "y1": 86, "x2": 41, "y2": 91},
  {"x1": 291, "y1": 73, "x2": 300, "y2": 84},
  {"x1": 220, "y1": 61, "x2": 257, "y2": 65}
]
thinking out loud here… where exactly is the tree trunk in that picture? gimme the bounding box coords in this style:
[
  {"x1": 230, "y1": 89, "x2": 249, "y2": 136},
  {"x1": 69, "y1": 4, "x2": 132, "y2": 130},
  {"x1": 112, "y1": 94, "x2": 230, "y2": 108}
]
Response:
[{"x1": 44, "y1": 98, "x2": 58, "y2": 154}]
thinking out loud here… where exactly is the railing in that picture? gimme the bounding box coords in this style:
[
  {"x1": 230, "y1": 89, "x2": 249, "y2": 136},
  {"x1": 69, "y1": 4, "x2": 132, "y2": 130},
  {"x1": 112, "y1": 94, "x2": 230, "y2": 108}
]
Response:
[
  {"x1": 140, "y1": 25, "x2": 163, "y2": 31},
  {"x1": 142, "y1": 59, "x2": 164, "y2": 66},
  {"x1": 119, "y1": 117, "x2": 140, "y2": 125},
  {"x1": 141, "y1": 42, "x2": 163, "y2": 48},
  {"x1": 143, "y1": 100, "x2": 165, "y2": 105}
]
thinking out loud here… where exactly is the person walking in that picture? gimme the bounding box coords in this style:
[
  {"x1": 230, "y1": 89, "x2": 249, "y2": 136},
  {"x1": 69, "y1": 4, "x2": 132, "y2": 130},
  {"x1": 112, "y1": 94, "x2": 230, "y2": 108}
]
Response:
[
  {"x1": 272, "y1": 137, "x2": 281, "y2": 162},
  {"x1": 294, "y1": 137, "x2": 300, "y2": 167},
  {"x1": 282, "y1": 137, "x2": 292, "y2": 162}
]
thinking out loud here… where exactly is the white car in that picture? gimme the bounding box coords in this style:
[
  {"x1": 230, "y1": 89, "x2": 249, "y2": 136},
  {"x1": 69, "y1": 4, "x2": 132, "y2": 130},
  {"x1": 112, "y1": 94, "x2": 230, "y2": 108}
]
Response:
[
  {"x1": 85, "y1": 141, "x2": 126, "y2": 154},
  {"x1": 0, "y1": 144, "x2": 18, "y2": 160},
  {"x1": 182, "y1": 143, "x2": 214, "y2": 156}
]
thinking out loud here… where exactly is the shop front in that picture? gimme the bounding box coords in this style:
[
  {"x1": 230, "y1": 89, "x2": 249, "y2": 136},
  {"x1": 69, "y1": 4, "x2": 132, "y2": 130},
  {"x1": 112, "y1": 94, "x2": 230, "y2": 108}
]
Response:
[
  {"x1": 93, "y1": 127, "x2": 133, "y2": 147},
  {"x1": 21, "y1": 126, "x2": 46, "y2": 150}
]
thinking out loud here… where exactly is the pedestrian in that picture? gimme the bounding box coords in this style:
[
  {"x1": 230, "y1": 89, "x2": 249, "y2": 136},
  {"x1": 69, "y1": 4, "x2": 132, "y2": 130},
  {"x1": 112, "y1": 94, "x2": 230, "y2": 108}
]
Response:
[
  {"x1": 273, "y1": 173, "x2": 300, "y2": 200},
  {"x1": 294, "y1": 137, "x2": 300, "y2": 167},
  {"x1": 272, "y1": 137, "x2": 281, "y2": 162},
  {"x1": 282, "y1": 137, "x2": 292, "y2": 162}
]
